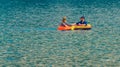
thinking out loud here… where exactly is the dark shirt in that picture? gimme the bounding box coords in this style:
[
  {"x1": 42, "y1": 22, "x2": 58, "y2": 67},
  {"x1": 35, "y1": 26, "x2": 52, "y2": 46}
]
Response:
[
  {"x1": 60, "y1": 23, "x2": 71, "y2": 27},
  {"x1": 76, "y1": 21, "x2": 87, "y2": 25}
]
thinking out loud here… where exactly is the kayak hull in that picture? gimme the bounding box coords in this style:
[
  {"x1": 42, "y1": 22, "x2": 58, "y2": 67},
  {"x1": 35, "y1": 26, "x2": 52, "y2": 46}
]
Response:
[{"x1": 58, "y1": 24, "x2": 92, "y2": 31}]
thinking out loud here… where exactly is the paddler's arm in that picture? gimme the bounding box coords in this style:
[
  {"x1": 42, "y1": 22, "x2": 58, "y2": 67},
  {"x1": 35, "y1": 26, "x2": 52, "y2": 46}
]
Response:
[
  {"x1": 71, "y1": 23, "x2": 76, "y2": 25},
  {"x1": 63, "y1": 23, "x2": 69, "y2": 27},
  {"x1": 65, "y1": 25, "x2": 69, "y2": 27}
]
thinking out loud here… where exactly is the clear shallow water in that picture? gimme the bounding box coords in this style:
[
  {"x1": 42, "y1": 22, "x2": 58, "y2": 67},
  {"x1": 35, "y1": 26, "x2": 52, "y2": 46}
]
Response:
[{"x1": 0, "y1": 0, "x2": 120, "y2": 67}]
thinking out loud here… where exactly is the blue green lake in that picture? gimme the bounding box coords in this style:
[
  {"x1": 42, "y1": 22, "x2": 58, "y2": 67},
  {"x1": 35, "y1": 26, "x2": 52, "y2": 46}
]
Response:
[{"x1": 0, "y1": 0, "x2": 120, "y2": 67}]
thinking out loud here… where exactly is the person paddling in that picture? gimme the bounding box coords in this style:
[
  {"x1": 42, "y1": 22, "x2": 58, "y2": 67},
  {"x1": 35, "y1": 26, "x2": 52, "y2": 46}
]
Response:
[
  {"x1": 76, "y1": 16, "x2": 87, "y2": 26},
  {"x1": 60, "y1": 16, "x2": 71, "y2": 27}
]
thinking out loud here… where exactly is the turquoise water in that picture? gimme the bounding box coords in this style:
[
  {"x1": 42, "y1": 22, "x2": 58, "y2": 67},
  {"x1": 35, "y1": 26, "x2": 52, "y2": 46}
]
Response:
[{"x1": 0, "y1": 0, "x2": 120, "y2": 67}]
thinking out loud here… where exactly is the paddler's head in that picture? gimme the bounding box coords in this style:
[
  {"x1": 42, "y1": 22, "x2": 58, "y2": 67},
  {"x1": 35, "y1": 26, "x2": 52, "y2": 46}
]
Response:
[
  {"x1": 80, "y1": 16, "x2": 85, "y2": 21},
  {"x1": 62, "y1": 16, "x2": 67, "y2": 23}
]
